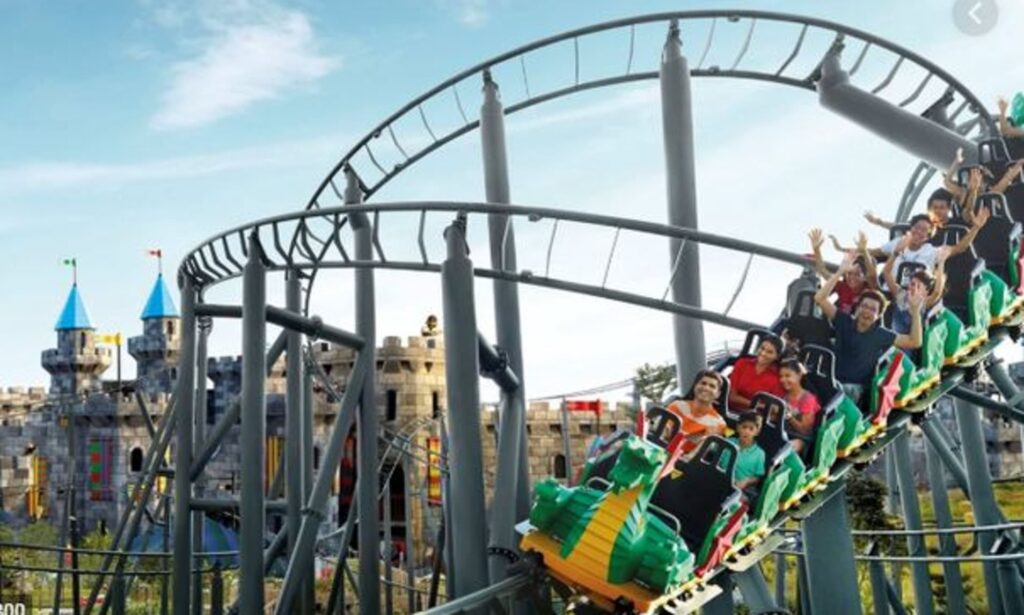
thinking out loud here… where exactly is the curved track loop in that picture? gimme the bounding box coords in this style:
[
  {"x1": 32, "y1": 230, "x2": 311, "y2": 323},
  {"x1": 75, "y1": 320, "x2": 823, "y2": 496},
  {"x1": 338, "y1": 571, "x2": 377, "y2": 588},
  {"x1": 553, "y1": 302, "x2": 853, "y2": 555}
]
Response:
[
  {"x1": 305, "y1": 10, "x2": 994, "y2": 207},
  {"x1": 177, "y1": 201, "x2": 817, "y2": 332}
]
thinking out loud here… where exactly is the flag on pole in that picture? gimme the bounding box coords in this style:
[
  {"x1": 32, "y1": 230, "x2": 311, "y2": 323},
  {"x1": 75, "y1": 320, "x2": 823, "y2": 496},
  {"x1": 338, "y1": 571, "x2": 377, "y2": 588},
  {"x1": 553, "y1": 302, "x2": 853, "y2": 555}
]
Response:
[
  {"x1": 62, "y1": 257, "x2": 78, "y2": 284},
  {"x1": 147, "y1": 248, "x2": 163, "y2": 274},
  {"x1": 96, "y1": 333, "x2": 123, "y2": 346}
]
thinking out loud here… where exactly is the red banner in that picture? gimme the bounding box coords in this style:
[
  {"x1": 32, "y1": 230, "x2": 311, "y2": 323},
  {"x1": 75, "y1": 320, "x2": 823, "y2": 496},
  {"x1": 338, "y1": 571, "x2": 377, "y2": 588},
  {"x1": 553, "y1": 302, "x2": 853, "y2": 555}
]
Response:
[{"x1": 565, "y1": 399, "x2": 602, "y2": 414}]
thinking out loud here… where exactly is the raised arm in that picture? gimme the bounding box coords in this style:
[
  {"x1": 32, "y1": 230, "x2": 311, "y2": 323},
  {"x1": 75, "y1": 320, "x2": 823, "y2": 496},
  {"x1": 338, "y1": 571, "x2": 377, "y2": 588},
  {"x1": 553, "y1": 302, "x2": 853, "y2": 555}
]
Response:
[
  {"x1": 894, "y1": 290, "x2": 925, "y2": 350},
  {"x1": 943, "y1": 147, "x2": 967, "y2": 202},
  {"x1": 991, "y1": 159, "x2": 1024, "y2": 195},
  {"x1": 998, "y1": 96, "x2": 1024, "y2": 139},
  {"x1": 928, "y1": 252, "x2": 947, "y2": 308},
  {"x1": 863, "y1": 210, "x2": 895, "y2": 231},
  {"x1": 814, "y1": 251, "x2": 855, "y2": 322},
  {"x1": 808, "y1": 227, "x2": 830, "y2": 279},
  {"x1": 856, "y1": 230, "x2": 880, "y2": 290},
  {"x1": 882, "y1": 236, "x2": 906, "y2": 297},
  {"x1": 947, "y1": 205, "x2": 990, "y2": 258}
]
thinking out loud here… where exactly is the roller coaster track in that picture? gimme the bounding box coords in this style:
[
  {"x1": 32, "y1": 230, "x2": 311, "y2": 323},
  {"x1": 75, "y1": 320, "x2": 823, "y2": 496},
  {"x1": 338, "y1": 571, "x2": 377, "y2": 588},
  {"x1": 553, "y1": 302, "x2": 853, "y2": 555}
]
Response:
[{"x1": 161, "y1": 10, "x2": 1024, "y2": 615}]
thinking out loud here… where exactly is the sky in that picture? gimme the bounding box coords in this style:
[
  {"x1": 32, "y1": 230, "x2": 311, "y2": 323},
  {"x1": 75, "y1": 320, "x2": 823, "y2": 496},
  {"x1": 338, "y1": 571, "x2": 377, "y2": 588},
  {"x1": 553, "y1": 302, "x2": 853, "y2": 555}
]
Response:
[{"x1": 2, "y1": 0, "x2": 1023, "y2": 402}]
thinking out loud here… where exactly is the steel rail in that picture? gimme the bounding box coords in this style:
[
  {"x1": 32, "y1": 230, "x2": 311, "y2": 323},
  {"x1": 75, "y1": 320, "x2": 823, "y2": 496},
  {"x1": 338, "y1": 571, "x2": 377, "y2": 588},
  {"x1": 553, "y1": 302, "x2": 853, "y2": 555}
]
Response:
[{"x1": 304, "y1": 10, "x2": 993, "y2": 206}]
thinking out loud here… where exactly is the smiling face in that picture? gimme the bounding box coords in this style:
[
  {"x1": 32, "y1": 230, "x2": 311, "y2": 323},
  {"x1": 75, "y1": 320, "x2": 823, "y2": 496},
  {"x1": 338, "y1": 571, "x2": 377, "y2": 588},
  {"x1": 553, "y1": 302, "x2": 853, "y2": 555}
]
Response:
[
  {"x1": 854, "y1": 294, "x2": 884, "y2": 330},
  {"x1": 845, "y1": 261, "x2": 866, "y2": 289},
  {"x1": 907, "y1": 218, "x2": 933, "y2": 248},
  {"x1": 755, "y1": 340, "x2": 780, "y2": 368},
  {"x1": 779, "y1": 366, "x2": 802, "y2": 392},
  {"x1": 927, "y1": 198, "x2": 951, "y2": 225},
  {"x1": 693, "y1": 374, "x2": 721, "y2": 405},
  {"x1": 908, "y1": 276, "x2": 928, "y2": 299}
]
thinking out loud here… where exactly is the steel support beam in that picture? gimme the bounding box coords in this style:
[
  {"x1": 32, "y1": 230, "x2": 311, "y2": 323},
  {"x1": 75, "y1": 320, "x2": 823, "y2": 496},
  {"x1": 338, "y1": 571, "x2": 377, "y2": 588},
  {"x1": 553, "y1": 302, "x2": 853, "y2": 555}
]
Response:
[
  {"x1": 441, "y1": 214, "x2": 490, "y2": 597},
  {"x1": 478, "y1": 333, "x2": 520, "y2": 392},
  {"x1": 346, "y1": 167, "x2": 381, "y2": 615},
  {"x1": 892, "y1": 429, "x2": 934, "y2": 615},
  {"x1": 196, "y1": 304, "x2": 363, "y2": 350},
  {"x1": 733, "y1": 567, "x2": 781, "y2": 614},
  {"x1": 285, "y1": 270, "x2": 313, "y2": 615},
  {"x1": 950, "y1": 384, "x2": 1024, "y2": 424},
  {"x1": 238, "y1": 236, "x2": 268, "y2": 615},
  {"x1": 189, "y1": 332, "x2": 286, "y2": 481},
  {"x1": 659, "y1": 19, "x2": 706, "y2": 390},
  {"x1": 801, "y1": 484, "x2": 863, "y2": 614},
  {"x1": 919, "y1": 417, "x2": 971, "y2": 497},
  {"x1": 480, "y1": 72, "x2": 531, "y2": 575},
  {"x1": 273, "y1": 346, "x2": 369, "y2": 615},
  {"x1": 301, "y1": 356, "x2": 316, "y2": 614},
  {"x1": 191, "y1": 314, "x2": 209, "y2": 615},
  {"x1": 703, "y1": 574, "x2": 734, "y2": 615},
  {"x1": 173, "y1": 280, "x2": 198, "y2": 615},
  {"x1": 924, "y1": 437, "x2": 968, "y2": 615},
  {"x1": 817, "y1": 46, "x2": 976, "y2": 169},
  {"x1": 953, "y1": 397, "x2": 1005, "y2": 614}
]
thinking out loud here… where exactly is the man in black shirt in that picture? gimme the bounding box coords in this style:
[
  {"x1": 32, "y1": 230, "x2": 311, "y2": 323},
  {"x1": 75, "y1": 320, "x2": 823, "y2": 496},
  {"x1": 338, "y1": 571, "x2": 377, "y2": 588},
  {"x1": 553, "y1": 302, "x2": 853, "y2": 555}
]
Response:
[{"x1": 814, "y1": 251, "x2": 924, "y2": 403}]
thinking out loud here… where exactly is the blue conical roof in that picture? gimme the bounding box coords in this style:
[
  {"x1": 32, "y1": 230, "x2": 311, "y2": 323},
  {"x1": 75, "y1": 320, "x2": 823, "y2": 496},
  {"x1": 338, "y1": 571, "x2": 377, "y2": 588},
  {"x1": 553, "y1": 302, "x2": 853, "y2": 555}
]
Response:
[
  {"x1": 141, "y1": 274, "x2": 179, "y2": 319},
  {"x1": 55, "y1": 284, "x2": 94, "y2": 330}
]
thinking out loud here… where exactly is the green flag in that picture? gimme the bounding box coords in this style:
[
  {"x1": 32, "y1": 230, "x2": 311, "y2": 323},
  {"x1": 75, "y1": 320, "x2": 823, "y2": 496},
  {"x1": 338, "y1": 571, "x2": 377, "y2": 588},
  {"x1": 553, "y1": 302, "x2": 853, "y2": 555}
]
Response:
[{"x1": 62, "y1": 258, "x2": 76, "y2": 266}]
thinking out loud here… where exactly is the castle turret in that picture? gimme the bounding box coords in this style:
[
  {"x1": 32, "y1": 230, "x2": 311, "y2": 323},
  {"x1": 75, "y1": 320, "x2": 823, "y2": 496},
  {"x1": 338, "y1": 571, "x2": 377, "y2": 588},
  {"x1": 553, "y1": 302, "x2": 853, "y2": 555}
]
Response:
[
  {"x1": 128, "y1": 274, "x2": 181, "y2": 395},
  {"x1": 41, "y1": 283, "x2": 111, "y2": 398}
]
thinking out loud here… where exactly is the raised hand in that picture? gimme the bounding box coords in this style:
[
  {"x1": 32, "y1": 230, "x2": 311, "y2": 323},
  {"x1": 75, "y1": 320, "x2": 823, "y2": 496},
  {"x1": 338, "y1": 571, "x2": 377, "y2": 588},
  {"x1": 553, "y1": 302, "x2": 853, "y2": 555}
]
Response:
[
  {"x1": 974, "y1": 205, "x2": 991, "y2": 228},
  {"x1": 809, "y1": 227, "x2": 825, "y2": 250},
  {"x1": 894, "y1": 233, "x2": 913, "y2": 254},
  {"x1": 839, "y1": 250, "x2": 857, "y2": 273},
  {"x1": 955, "y1": 146, "x2": 965, "y2": 165},
  {"x1": 855, "y1": 230, "x2": 869, "y2": 252},
  {"x1": 998, "y1": 97, "x2": 1009, "y2": 115},
  {"x1": 863, "y1": 210, "x2": 881, "y2": 224},
  {"x1": 908, "y1": 285, "x2": 927, "y2": 311},
  {"x1": 968, "y1": 167, "x2": 984, "y2": 191}
]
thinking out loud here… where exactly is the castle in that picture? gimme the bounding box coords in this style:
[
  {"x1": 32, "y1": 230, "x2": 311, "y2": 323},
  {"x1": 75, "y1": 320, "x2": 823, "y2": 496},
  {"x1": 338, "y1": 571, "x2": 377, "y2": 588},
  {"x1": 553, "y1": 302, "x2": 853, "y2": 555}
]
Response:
[{"x1": 0, "y1": 274, "x2": 632, "y2": 570}]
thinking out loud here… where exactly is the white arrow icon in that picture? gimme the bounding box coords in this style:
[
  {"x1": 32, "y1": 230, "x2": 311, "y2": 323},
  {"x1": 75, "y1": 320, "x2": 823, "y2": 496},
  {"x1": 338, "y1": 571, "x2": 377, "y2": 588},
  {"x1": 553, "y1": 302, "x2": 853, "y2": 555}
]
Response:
[{"x1": 968, "y1": 2, "x2": 984, "y2": 24}]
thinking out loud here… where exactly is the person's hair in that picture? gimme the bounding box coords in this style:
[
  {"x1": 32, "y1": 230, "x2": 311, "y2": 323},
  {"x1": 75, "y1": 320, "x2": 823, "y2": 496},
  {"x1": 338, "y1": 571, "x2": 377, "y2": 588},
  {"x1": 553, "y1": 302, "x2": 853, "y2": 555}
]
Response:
[
  {"x1": 849, "y1": 255, "x2": 868, "y2": 275},
  {"x1": 909, "y1": 213, "x2": 933, "y2": 228},
  {"x1": 928, "y1": 188, "x2": 954, "y2": 207},
  {"x1": 758, "y1": 336, "x2": 784, "y2": 359},
  {"x1": 737, "y1": 412, "x2": 760, "y2": 428},
  {"x1": 693, "y1": 369, "x2": 723, "y2": 391},
  {"x1": 855, "y1": 289, "x2": 888, "y2": 313},
  {"x1": 779, "y1": 358, "x2": 807, "y2": 376},
  {"x1": 910, "y1": 270, "x2": 935, "y2": 293}
]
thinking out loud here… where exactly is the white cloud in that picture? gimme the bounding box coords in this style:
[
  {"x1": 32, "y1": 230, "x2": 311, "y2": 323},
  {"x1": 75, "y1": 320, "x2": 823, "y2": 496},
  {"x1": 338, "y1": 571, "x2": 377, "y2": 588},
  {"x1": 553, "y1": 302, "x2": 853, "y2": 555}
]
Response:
[
  {"x1": 151, "y1": 7, "x2": 339, "y2": 130},
  {"x1": 457, "y1": 0, "x2": 488, "y2": 27},
  {"x1": 0, "y1": 132, "x2": 345, "y2": 195}
]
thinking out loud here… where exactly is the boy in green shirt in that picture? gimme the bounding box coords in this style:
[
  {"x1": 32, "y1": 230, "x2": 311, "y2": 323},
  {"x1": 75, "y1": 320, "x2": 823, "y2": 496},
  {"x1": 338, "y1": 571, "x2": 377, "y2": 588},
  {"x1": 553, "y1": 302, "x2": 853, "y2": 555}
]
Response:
[{"x1": 730, "y1": 413, "x2": 766, "y2": 498}]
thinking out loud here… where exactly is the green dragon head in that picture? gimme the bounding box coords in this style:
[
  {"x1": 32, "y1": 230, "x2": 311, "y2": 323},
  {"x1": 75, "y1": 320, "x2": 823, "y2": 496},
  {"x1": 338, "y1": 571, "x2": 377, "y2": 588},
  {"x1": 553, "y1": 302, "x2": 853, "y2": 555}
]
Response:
[{"x1": 608, "y1": 436, "x2": 665, "y2": 493}]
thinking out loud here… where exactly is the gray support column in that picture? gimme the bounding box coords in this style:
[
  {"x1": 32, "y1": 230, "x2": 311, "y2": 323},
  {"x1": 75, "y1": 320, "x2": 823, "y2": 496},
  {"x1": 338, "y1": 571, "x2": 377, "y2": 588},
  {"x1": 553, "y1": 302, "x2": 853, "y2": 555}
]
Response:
[
  {"x1": 994, "y1": 538, "x2": 1024, "y2": 614},
  {"x1": 953, "y1": 397, "x2": 1006, "y2": 614},
  {"x1": 892, "y1": 429, "x2": 934, "y2": 615},
  {"x1": 479, "y1": 72, "x2": 530, "y2": 545},
  {"x1": 384, "y1": 482, "x2": 394, "y2": 615},
  {"x1": 919, "y1": 418, "x2": 971, "y2": 496},
  {"x1": 817, "y1": 47, "x2": 976, "y2": 169},
  {"x1": 559, "y1": 400, "x2": 573, "y2": 486},
  {"x1": 441, "y1": 215, "x2": 490, "y2": 598},
  {"x1": 924, "y1": 438, "x2": 967, "y2": 615},
  {"x1": 191, "y1": 314, "x2": 209, "y2": 615},
  {"x1": 773, "y1": 552, "x2": 786, "y2": 608},
  {"x1": 801, "y1": 485, "x2": 863, "y2": 615},
  {"x1": 733, "y1": 567, "x2": 781, "y2": 614},
  {"x1": 273, "y1": 344, "x2": 368, "y2": 615},
  {"x1": 404, "y1": 450, "x2": 416, "y2": 614},
  {"x1": 704, "y1": 574, "x2": 734, "y2": 615},
  {"x1": 301, "y1": 360, "x2": 316, "y2": 614},
  {"x1": 441, "y1": 419, "x2": 456, "y2": 598},
  {"x1": 867, "y1": 544, "x2": 891, "y2": 615},
  {"x1": 659, "y1": 20, "x2": 706, "y2": 389},
  {"x1": 884, "y1": 452, "x2": 904, "y2": 602},
  {"x1": 173, "y1": 280, "x2": 198, "y2": 615},
  {"x1": 346, "y1": 168, "x2": 381, "y2": 615},
  {"x1": 285, "y1": 270, "x2": 312, "y2": 615},
  {"x1": 986, "y1": 360, "x2": 1024, "y2": 417},
  {"x1": 239, "y1": 236, "x2": 268, "y2": 615}
]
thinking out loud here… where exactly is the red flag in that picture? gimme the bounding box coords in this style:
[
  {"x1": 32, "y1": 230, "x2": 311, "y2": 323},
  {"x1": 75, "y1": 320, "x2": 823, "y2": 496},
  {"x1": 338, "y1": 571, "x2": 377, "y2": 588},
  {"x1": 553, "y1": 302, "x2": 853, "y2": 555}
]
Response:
[
  {"x1": 565, "y1": 399, "x2": 602, "y2": 414},
  {"x1": 147, "y1": 249, "x2": 162, "y2": 258}
]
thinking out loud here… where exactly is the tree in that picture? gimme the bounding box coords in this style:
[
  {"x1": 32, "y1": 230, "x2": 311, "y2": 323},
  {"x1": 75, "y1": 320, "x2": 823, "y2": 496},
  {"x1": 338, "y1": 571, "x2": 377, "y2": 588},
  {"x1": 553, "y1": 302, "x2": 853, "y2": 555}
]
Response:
[{"x1": 633, "y1": 362, "x2": 677, "y2": 406}]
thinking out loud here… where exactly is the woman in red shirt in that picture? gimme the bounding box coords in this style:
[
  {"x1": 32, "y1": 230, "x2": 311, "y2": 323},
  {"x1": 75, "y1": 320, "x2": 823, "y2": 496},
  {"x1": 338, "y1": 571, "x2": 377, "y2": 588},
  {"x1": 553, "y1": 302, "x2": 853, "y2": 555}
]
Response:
[{"x1": 728, "y1": 338, "x2": 784, "y2": 410}]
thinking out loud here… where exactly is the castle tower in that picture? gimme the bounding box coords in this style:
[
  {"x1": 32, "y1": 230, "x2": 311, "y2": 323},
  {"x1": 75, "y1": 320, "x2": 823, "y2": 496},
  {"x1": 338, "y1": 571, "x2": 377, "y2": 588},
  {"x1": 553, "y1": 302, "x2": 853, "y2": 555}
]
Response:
[
  {"x1": 128, "y1": 274, "x2": 181, "y2": 395},
  {"x1": 41, "y1": 283, "x2": 111, "y2": 398}
]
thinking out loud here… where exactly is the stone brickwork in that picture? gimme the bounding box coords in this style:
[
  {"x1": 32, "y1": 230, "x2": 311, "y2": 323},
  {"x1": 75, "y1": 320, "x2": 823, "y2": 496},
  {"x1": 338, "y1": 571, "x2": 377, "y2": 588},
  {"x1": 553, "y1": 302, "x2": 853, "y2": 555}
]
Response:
[
  {"x1": 41, "y1": 329, "x2": 112, "y2": 397},
  {"x1": 128, "y1": 316, "x2": 181, "y2": 395}
]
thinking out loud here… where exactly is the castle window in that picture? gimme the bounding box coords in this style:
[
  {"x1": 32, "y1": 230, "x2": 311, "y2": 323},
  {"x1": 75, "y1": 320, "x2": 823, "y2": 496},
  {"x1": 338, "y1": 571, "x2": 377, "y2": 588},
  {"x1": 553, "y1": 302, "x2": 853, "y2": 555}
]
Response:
[
  {"x1": 320, "y1": 342, "x2": 329, "y2": 352},
  {"x1": 432, "y1": 391, "x2": 441, "y2": 419},
  {"x1": 580, "y1": 424, "x2": 594, "y2": 435},
  {"x1": 549, "y1": 423, "x2": 562, "y2": 434},
  {"x1": 80, "y1": 332, "x2": 87, "y2": 347},
  {"x1": 314, "y1": 446, "x2": 321, "y2": 470},
  {"x1": 553, "y1": 454, "x2": 567, "y2": 479},
  {"x1": 129, "y1": 447, "x2": 144, "y2": 473},
  {"x1": 386, "y1": 390, "x2": 398, "y2": 421},
  {"x1": 167, "y1": 321, "x2": 175, "y2": 336}
]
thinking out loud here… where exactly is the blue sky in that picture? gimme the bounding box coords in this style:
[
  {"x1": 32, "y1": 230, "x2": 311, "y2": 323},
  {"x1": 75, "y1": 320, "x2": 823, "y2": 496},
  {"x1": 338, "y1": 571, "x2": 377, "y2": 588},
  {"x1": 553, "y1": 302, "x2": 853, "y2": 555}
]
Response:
[{"x1": 2, "y1": 1, "x2": 1022, "y2": 400}]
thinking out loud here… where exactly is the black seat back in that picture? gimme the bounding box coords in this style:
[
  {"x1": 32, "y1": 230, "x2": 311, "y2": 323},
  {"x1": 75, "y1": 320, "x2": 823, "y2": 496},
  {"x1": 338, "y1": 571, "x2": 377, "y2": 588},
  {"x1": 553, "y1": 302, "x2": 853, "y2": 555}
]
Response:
[
  {"x1": 889, "y1": 224, "x2": 910, "y2": 241},
  {"x1": 895, "y1": 261, "x2": 927, "y2": 290},
  {"x1": 780, "y1": 290, "x2": 833, "y2": 351},
  {"x1": 797, "y1": 344, "x2": 840, "y2": 405},
  {"x1": 645, "y1": 405, "x2": 683, "y2": 449},
  {"x1": 1005, "y1": 183, "x2": 1024, "y2": 224},
  {"x1": 749, "y1": 392, "x2": 790, "y2": 462},
  {"x1": 651, "y1": 436, "x2": 738, "y2": 551},
  {"x1": 978, "y1": 137, "x2": 1012, "y2": 166},
  {"x1": 736, "y1": 328, "x2": 783, "y2": 359},
  {"x1": 933, "y1": 224, "x2": 980, "y2": 320},
  {"x1": 974, "y1": 193, "x2": 1016, "y2": 281}
]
